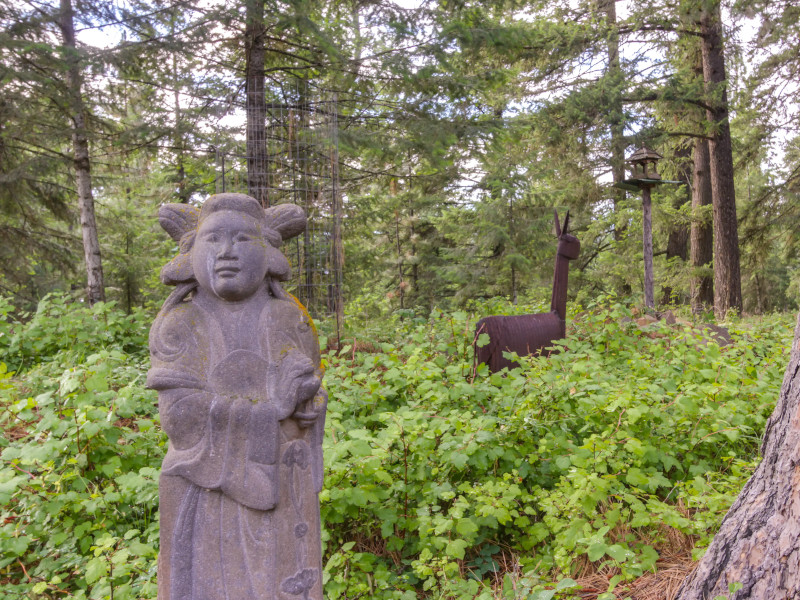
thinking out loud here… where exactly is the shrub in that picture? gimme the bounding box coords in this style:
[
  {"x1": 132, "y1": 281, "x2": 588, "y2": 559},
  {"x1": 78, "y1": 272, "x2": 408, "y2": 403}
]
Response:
[
  {"x1": 0, "y1": 296, "x2": 792, "y2": 599},
  {"x1": 320, "y1": 302, "x2": 791, "y2": 598},
  {"x1": 1, "y1": 297, "x2": 160, "y2": 599}
]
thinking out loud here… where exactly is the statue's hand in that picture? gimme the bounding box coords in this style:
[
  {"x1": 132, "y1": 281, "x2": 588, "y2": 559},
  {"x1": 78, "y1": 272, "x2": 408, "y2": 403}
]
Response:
[
  {"x1": 274, "y1": 350, "x2": 320, "y2": 420},
  {"x1": 292, "y1": 387, "x2": 327, "y2": 429},
  {"x1": 296, "y1": 373, "x2": 321, "y2": 404}
]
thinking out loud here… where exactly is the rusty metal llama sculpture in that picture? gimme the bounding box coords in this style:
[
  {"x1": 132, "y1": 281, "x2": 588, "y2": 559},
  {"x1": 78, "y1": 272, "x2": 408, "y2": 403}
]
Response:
[{"x1": 474, "y1": 211, "x2": 580, "y2": 372}]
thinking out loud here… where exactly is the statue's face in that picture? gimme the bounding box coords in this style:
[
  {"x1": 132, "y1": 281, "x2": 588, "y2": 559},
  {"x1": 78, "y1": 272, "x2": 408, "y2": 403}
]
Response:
[{"x1": 192, "y1": 210, "x2": 270, "y2": 301}]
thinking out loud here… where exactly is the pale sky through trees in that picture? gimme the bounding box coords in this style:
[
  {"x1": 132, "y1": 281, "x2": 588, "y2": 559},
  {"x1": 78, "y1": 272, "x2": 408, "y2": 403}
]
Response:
[{"x1": 43, "y1": 0, "x2": 799, "y2": 196}]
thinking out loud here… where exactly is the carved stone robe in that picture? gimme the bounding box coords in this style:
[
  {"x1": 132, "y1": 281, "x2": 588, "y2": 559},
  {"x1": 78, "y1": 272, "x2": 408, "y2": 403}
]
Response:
[{"x1": 148, "y1": 286, "x2": 325, "y2": 600}]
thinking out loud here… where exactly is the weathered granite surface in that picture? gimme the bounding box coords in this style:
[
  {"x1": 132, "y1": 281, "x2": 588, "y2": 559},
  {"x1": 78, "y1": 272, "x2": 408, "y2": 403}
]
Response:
[{"x1": 148, "y1": 193, "x2": 327, "y2": 600}]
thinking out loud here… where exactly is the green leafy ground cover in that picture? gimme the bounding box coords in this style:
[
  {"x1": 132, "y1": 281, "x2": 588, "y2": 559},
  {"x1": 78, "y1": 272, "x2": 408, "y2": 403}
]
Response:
[{"x1": 0, "y1": 295, "x2": 793, "y2": 599}]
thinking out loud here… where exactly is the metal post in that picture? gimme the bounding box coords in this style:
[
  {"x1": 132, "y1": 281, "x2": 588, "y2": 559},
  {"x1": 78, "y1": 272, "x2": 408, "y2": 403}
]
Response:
[{"x1": 642, "y1": 184, "x2": 654, "y2": 309}]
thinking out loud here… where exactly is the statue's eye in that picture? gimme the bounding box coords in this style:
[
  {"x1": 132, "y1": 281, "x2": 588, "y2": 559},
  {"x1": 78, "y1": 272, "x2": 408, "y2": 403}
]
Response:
[
  {"x1": 203, "y1": 233, "x2": 219, "y2": 243},
  {"x1": 234, "y1": 233, "x2": 253, "y2": 243}
]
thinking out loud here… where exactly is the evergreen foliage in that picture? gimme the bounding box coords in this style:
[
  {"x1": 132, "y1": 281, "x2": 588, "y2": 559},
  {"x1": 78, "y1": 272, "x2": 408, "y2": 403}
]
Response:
[{"x1": 1, "y1": 0, "x2": 797, "y2": 313}]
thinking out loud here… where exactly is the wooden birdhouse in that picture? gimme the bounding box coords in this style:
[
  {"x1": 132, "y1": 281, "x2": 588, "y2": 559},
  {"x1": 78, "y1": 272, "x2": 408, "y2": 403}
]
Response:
[{"x1": 626, "y1": 146, "x2": 663, "y2": 180}]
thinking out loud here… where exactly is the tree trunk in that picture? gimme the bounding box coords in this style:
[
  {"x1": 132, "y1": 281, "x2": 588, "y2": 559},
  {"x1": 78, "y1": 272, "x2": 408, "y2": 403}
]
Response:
[
  {"x1": 395, "y1": 210, "x2": 405, "y2": 310},
  {"x1": 330, "y1": 102, "x2": 344, "y2": 346},
  {"x1": 245, "y1": 0, "x2": 268, "y2": 207},
  {"x1": 509, "y1": 195, "x2": 517, "y2": 304},
  {"x1": 59, "y1": 0, "x2": 105, "y2": 305},
  {"x1": 664, "y1": 221, "x2": 689, "y2": 262},
  {"x1": 600, "y1": 0, "x2": 630, "y2": 296},
  {"x1": 600, "y1": 0, "x2": 626, "y2": 238},
  {"x1": 171, "y1": 13, "x2": 188, "y2": 203},
  {"x1": 294, "y1": 82, "x2": 316, "y2": 311},
  {"x1": 661, "y1": 146, "x2": 691, "y2": 305},
  {"x1": 676, "y1": 310, "x2": 800, "y2": 600},
  {"x1": 700, "y1": 0, "x2": 742, "y2": 319},
  {"x1": 690, "y1": 136, "x2": 714, "y2": 313}
]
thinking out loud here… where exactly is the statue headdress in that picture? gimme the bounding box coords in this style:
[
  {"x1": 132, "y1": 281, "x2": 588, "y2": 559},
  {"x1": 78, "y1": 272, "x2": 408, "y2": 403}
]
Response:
[{"x1": 158, "y1": 193, "x2": 307, "y2": 286}]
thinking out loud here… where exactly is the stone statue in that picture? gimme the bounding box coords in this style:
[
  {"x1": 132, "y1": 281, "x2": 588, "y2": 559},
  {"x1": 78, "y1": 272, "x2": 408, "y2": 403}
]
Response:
[{"x1": 147, "y1": 193, "x2": 327, "y2": 600}]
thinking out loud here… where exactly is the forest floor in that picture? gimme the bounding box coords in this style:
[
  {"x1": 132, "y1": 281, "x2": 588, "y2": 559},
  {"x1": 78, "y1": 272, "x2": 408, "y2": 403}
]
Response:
[{"x1": 573, "y1": 550, "x2": 694, "y2": 600}]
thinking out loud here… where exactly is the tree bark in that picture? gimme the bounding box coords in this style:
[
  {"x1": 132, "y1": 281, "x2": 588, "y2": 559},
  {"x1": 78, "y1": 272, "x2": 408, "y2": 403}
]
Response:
[
  {"x1": 676, "y1": 310, "x2": 800, "y2": 600},
  {"x1": 171, "y1": 13, "x2": 188, "y2": 204},
  {"x1": 700, "y1": 0, "x2": 742, "y2": 319},
  {"x1": 294, "y1": 82, "x2": 315, "y2": 311},
  {"x1": 59, "y1": 0, "x2": 105, "y2": 305},
  {"x1": 600, "y1": 0, "x2": 627, "y2": 244},
  {"x1": 690, "y1": 136, "x2": 714, "y2": 313},
  {"x1": 330, "y1": 101, "x2": 344, "y2": 347},
  {"x1": 509, "y1": 195, "x2": 517, "y2": 304},
  {"x1": 245, "y1": 0, "x2": 269, "y2": 207},
  {"x1": 661, "y1": 146, "x2": 691, "y2": 305}
]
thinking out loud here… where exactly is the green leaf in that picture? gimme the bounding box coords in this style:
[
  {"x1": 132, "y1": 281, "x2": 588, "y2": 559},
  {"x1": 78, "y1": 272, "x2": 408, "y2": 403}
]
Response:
[
  {"x1": 455, "y1": 518, "x2": 479, "y2": 538},
  {"x1": 32, "y1": 582, "x2": 48, "y2": 594},
  {"x1": 555, "y1": 578, "x2": 577, "y2": 590},
  {"x1": 678, "y1": 396, "x2": 698, "y2": 415},
  {"x1": 607, "y1": 574, "x2": 623, "y2": 590},
  {"x1": 625, "y1": 468, "x2": 649, "y2": 487},
  {"x1": 587, "y1": 543, "x2": 607, "y2": 562},
  {"x1": 450, "y1": 452, "x2": 468, "y2": 469},
  {"x1": 639, "y1": 544, "x2": 659, "y2": 570},
  {"x1": 445, "y1": 539, "x2": 468, "y2": 560},
  {"x1": 348, "y1": 439, "x2": 372, "y2": 457},
  {"x1": 128, "y1": 541, "x2": 156, "y2": 557},
  {"x1": 85, "y1": 557, "x2": 107, "y2": 584},
  {"x1": 5, "y1": 536, "x2": 30, "y2": 557},
  {"x1": 606, "y1": 544, "x2": 633, "y2": 563},
  {"x1": 84, "y1": 371, "x2": 108, "y2": 392}
]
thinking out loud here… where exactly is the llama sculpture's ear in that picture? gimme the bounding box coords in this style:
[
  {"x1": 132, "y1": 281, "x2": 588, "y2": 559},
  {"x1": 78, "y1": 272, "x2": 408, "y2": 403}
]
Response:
[
  {"x1": 553, "y1": 210, "x2": 561, "y2": 237},
  {"x1": 563, "y1": 211, "x2": 570, "y2": 235}
]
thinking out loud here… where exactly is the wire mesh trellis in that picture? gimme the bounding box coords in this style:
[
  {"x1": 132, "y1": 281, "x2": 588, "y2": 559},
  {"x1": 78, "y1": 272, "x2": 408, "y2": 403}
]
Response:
[{"x1": 213, "y1": 79, "x2": 343, "y2": 342}]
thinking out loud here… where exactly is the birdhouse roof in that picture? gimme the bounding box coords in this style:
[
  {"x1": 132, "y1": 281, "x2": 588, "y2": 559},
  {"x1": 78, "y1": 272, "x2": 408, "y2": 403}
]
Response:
[{"x1": 627, "y1": 146, "x2": 663, "y2": 163}]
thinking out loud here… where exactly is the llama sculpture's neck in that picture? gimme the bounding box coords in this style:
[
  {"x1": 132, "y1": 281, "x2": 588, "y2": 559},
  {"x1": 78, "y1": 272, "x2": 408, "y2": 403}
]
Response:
[{"x1": 550, "y1": 244, "x2": 571, "y2": 327}]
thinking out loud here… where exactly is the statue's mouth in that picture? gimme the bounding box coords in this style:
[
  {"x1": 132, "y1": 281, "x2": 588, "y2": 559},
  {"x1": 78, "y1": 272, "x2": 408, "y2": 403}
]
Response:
[{"x1": 215, "y1": 265, "x2": 240, "y2": 276}]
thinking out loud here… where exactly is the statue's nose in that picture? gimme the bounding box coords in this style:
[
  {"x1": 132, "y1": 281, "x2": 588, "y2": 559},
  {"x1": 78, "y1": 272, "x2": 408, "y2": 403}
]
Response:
[{"x1": 217, "y1": 236, "x2": 235, "y2": 258}]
